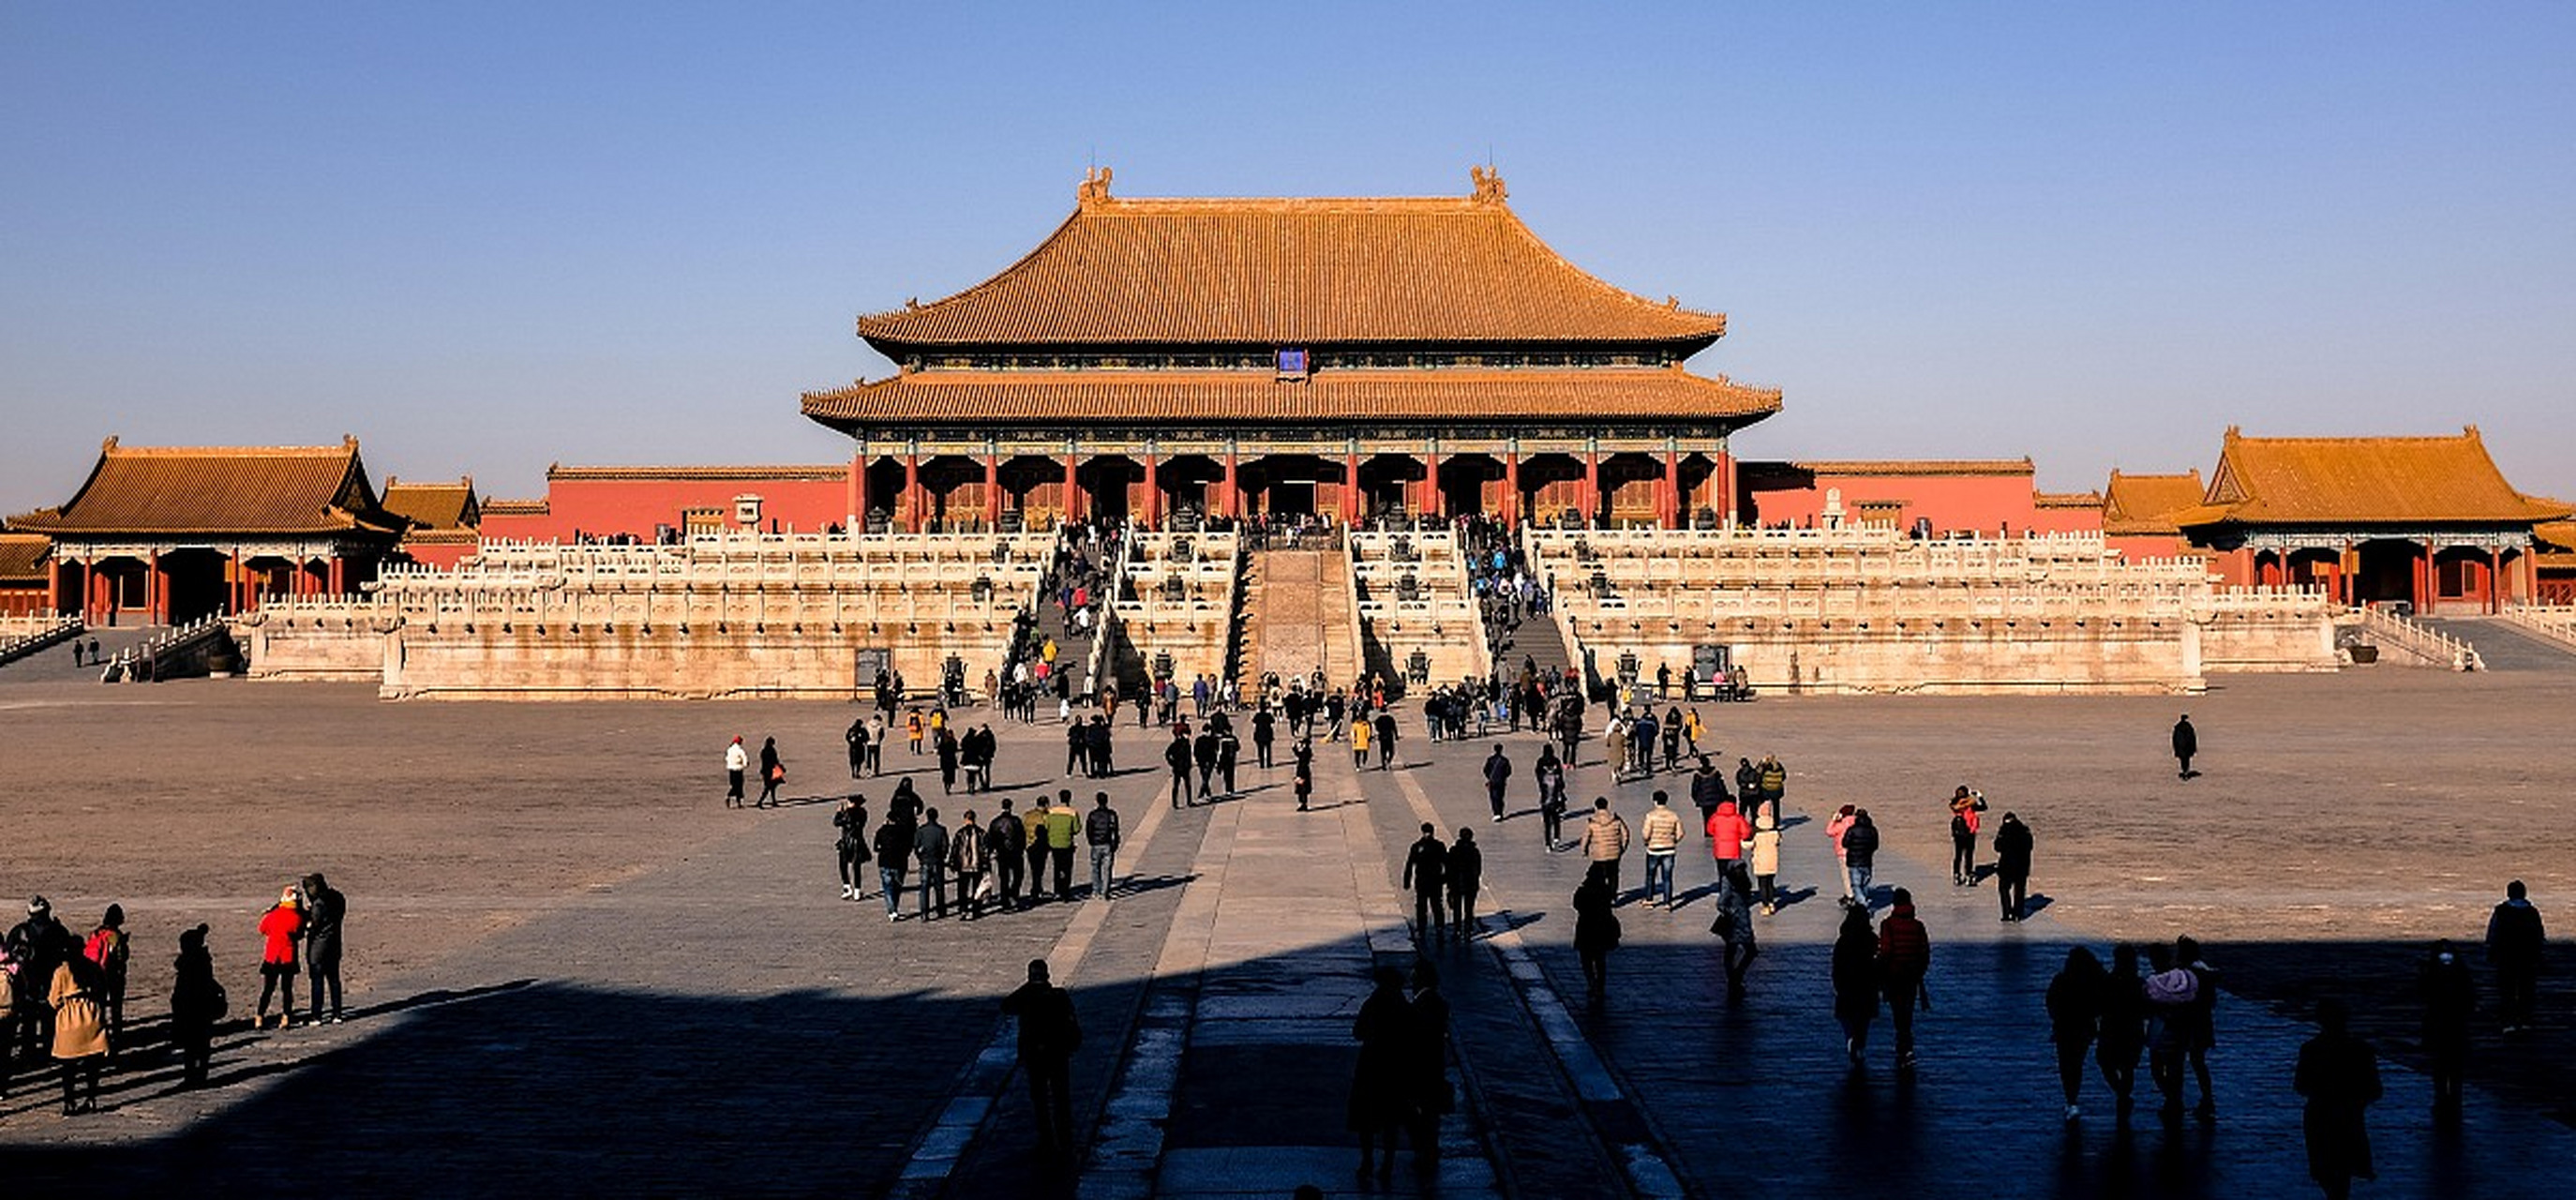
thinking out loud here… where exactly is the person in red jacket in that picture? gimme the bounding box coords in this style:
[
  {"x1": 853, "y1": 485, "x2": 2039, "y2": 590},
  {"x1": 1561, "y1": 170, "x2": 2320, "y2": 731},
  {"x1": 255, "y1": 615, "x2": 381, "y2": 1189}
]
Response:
[
  {"x1": 1705, "y1": 799, "x2": 1751, "y2": 899},
  {"x1": 1878, "y1": 888, "x2": 1932, "y2": 1068},
  {"x1": 254, "y1": 885, "x2": 305, "y2": 1030},
  {"x1": 1947, "y1": 787, "x2": 1987, "y2": 886}
]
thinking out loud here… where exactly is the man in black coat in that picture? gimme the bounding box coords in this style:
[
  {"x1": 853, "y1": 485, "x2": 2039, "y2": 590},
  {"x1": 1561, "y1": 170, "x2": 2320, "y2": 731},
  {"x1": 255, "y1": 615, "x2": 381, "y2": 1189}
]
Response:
[
  {"x1": 1165, "y1": 730, "x2": 1195, "y2": 808},
  {"x1": 1992, "y1": 814, "x2": 2034, "y2": 922},
  {"x1": 1002, "y1": 959, "x2": 1084, "y2": 1159},
  {"x1": 1446, "y1": 829, "x2": 1484, "y2": 937},
  {"x1": 301, "y1": 873, "x2": 348, "y2": 1024},
  {"x1": 987, "y1": 800, "x2": 1026, "y2": 911},
  {"x1": 1689, "y1": 756, "x2": 1730, "y2": 822},
  {"x1": 1401, "y1": 823, "x2": 1448, "y2": 943},
  {"x1": 1481, "y1": 745, "x2": 1513, "y2": 820},
  {"x1": 2172, "y1": 713, "x2": 2197, "y2": 779}
]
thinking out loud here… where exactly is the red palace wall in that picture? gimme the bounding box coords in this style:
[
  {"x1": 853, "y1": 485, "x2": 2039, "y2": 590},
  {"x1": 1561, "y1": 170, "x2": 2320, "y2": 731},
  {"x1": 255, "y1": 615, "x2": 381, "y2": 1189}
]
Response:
[
  {"x1": 1749, "y1": 466, "x2": 2055, "y2": 536},
  {"x1": 478, "y1": 470, "x2": 851, "y2": 543}
]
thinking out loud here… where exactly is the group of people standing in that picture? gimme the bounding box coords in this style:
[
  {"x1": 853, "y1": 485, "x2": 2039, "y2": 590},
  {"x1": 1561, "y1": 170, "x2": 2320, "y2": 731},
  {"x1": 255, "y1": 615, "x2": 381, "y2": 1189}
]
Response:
[
  {"x1": 1, "y1": 874, "x2": 342, "y2": 1117},
  {"x1": 837, "y1": 782, "x2": 1124, "y2": 924}
]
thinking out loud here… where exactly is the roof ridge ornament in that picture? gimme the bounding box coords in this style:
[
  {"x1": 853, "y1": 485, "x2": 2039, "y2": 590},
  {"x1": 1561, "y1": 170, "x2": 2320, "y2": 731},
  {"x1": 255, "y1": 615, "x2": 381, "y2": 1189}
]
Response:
[
  {"x1": 1470, "y1": 164, "x2": 1506, "y2": 203},
  {"x1": 1079, "y1": 165, "x2": 1114, "y2": 206}
]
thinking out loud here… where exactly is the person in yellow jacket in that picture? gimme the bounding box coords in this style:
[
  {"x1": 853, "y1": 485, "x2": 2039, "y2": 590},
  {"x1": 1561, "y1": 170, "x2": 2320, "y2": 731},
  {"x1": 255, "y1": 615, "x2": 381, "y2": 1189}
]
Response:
[
  {"x1": 50, "y1": 956, "x2": 110, "y2": 1115},
  {"x1": 1351, "y1": 716, "x2": 1371, "y2": 769}
]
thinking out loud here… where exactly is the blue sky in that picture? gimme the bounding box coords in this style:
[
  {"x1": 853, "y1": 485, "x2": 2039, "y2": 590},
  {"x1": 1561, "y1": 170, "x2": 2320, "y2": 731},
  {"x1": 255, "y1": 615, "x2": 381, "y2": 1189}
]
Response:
[{"x1": 4, "y1": 4, "x2": 2571, "y2": 512}]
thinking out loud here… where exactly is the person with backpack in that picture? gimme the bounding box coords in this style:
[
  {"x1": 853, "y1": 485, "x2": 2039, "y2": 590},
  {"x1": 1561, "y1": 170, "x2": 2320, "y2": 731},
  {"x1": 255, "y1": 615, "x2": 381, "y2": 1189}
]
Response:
[
  {"x1": 1948, "y1": 787, "x2": 1988, "y2": 887},
  {"x1": 872, "y1": 810, "x2": 913, "y2": 922},
  {"x1": 1842, "y1": 809, "x2": 1881, "y2": 909},
  {"x1": 1757, "y1": 754, "x2": 1786, "y2": 807},
  {"x1": 2143, "y1": 943, "x2": 2198, "y2": 1119},
  {"x1": 1878, "y1": 888, "x2": 1931, "y2": 1069},
  {"x1": 1993, "y1": 813, "x2": 2035, "y2": 922},
  {"x1": 986, "y1": 801, "x2": 1026, "y2": 912},
  {"x1": 835, "y1": 797, "x2": 872, "y2": 902},
  {"x1": 2177, "y1": 936, "x2": 2221, "y2": 1118},
  {"x1": 1002, "y1": 959, "x2": 1084, "y2": 1161},
  {"x1": 169, "y1": 923, "x2": 223, "y2": 1088},
  {"x1": 1086, "y1": 793, "x2": 1122, "y2": 901},
  {"x1": 301, "y1": 873, "x2": 347, "y2": 1025},
  {"x1": 83, "y1": 905, "x2": 130, "y2": 1055}
]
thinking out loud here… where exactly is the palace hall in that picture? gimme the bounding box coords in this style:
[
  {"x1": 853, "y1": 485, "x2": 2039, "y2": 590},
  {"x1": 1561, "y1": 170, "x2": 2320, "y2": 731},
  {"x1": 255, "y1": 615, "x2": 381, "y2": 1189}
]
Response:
[{"x1": 799, "y1": 167, "x2": 1779, "y2": 533}]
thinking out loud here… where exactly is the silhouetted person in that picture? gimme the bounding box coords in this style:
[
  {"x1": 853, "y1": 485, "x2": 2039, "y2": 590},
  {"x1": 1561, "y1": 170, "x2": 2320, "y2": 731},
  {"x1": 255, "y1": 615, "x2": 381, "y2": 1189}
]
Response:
[
  {"x1": 1993, "y1": 813, "x2": 2033, "y2": 922},
  {"x1": 1572, "y1": 878, "x2": 1620, "y2": 1003},
  {"x1": 1878, "y1": 887, "x2": 1931, "y2": 1068},
  {"x1": 2098, "y1": 943, "x2": 2147, "y2": 1123},
  {"x1": 2295, "y1": 998, "x2": 2381, "y2": 1200},
  {"x1": 2172, "y1": 713, "x2": 2197, "y2": 779},
  {"x1": 1832, "y1": 906, "x2": 1878, "y2": 1065},
  {"x1": 2047, "y1": 946, "x2": 2104, "y2": 1120},
  {"x1": 1002, "y1": 959, "x2": 1082, "y2": 1162},
  {"x1": 1403, "y1": 823, "x2": 1448, "y2": 942},
  {"x1": 2419, "y1": 940, "x2": 2476, "y2": 1119},
  {"x1": 2485, "y1": 879, "x2": 2545, "y2": 1033},
  {"x1": 301, "y1": 873, "x2": 346, "y2": 1024},
  {"x1": 1446, "y1": 828, "x2": 1483, "y2": 937},
  {"x1": 1349, "y1": 966, "x2": 1416, "y2": 1184},
  {"x1": 168, "y1": 923, "x2": 221, "y2": 1088}
]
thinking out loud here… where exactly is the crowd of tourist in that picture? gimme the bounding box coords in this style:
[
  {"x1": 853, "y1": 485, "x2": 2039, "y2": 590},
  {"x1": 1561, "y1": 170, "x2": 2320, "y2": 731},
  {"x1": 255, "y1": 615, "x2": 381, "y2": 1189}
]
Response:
[{"x1": 0, "y1": 876, "x2": 343, "y2": 1118}]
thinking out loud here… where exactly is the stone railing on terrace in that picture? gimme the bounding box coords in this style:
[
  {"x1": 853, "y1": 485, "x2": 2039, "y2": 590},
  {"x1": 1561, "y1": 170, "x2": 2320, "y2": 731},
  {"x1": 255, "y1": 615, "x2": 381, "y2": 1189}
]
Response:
[
  {"x1": 1114, "y1": 532, "x2": 1241, "y2": 687},
  {"x1": 2503, "y1": 605, "x2": 2576, "y2": 652},
  {"x1": 1348, "y1": 531, "x2": 1490, "y2": 688},
  {"x1": 1525, "y1": 527, "x2": 2214, "y2": 592},
  {"x1": 2347, "y1": 604, "x2": 2482, "y2": 670},
  {"x1": 0, "y1": 614, "x2": 83, "y2": 668}
]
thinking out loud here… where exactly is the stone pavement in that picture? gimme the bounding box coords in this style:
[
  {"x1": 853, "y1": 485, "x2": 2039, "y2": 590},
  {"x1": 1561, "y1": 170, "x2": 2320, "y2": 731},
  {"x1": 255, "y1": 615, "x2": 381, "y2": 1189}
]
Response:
[{"x1": 4, "y1": 671, "x2": 2576, "y2": 1197}]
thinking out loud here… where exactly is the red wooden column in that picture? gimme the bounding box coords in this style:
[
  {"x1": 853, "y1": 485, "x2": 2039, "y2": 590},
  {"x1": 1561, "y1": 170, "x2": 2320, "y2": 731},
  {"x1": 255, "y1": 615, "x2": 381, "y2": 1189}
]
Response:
[
  {"x1": 1715, "y1": 446, "x2": 1736, "y2": 527},
  {"x1": 1663, "y1": 448, "x2": 1682, "y2": 530},
  {"x1": 1063, "y1": 452, "x2": 1082, "y2": 520},
  {"x1": 46, "y1": 557, "x2": 62, "y2": 616},
  {"x1": 2487, "y1": 548, "x2": 2503, "y2": 613},
  {"x1": 984, "y1": 452, "x2": 1001, "y2": 529},
  {"x1": 903, "y1": 454, "x2": 921, "y2": 533},
  {"x1": 1503, "y1": 450, "x2": 1520, "y2": 526},
  {"x1": 1342, "y1": 449, "x2": 1361, "y2": 524},
  {"x1": 328, "y1": 556, "x2": 346, "y2": 599},
  {"x1": 2415, "y1": 541, "x2": 2433, "y2": 613},
  {"x1": 1222, "y1": 449, "x2": 1239, "y2": 520},
  {"x1": 146, "y1": 549, "x2": 162, "y2": 623},
  {"x1": 1144, "y1": 447, "x2": 1161, "y2": 529},
  {"x1": 1582, "y1": 448, "x2": 1600, "y2": 529},
  {"x1": 845, "y1": 450, "x2": 864, "y2": 532}
]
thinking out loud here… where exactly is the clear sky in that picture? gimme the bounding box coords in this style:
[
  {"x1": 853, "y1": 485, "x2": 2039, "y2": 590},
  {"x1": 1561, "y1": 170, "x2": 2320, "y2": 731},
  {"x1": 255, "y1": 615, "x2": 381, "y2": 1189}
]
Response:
[{"x1": 5, "y1": 4, "x2": 2571, "y2": 514}]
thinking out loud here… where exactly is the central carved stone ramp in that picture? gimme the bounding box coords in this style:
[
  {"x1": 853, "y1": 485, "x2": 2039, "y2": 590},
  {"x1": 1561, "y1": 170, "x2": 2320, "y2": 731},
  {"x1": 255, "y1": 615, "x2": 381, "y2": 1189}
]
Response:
[{"x1": 1242, "y1": 548, "x2": 1359, "y2": 686}]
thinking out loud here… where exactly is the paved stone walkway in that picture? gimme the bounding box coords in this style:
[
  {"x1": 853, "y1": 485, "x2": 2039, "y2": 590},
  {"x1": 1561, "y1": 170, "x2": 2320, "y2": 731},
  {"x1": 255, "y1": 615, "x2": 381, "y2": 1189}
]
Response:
[{"x1": 5, "y1": 674, "x2": 2575, "y2": 1197}]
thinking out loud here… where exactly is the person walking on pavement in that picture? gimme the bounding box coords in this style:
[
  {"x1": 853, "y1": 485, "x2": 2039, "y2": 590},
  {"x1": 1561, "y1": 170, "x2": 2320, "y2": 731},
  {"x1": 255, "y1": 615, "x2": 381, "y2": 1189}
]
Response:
[
  {"x1": 913, "y1": 808, "x2": 951, "y2": 921},
  {"x1": 1993, "y1": 813, "x2": 2034, "y2": 922},
  {"x1": 1705, "y1": 796, "x2": 1751, "y2": 903},
  {"x1": 1403, "y1": 823, "x2": 1449, "y2": 943},
  {"x1": 951, "y1": 810, "x2": 990, "y2": 921},
  {"x1": 1193, "y1": 726, "x2": 1221, "y2": 797},
  {"x1": 1293, "y1": 737, "x2": 1315, "y2": 812},
  {"x1": 1689, "y1": 755, "x2": 1729, "y2": 823},
  {"x1": 1948, "y1": 786, "x2": 1987, "y2": 886},
  {"x1": 2173, "y1": 712, "x2": 2198, "y2": 779},
  {"x1": 846, "y1": 716, "x2": 867, "y2": 779},
  {"x1": 1047, "y1": 791, "x2": 1080, "y2": 899},
  {"x1": 1710, "y1": 859, "x2": 1758, "y2": 998},
  {"x1": 1878, "y1": 887, "x2": 1931, "y2": 1069},
  {"x1": 2295, "y1": 998, "x2": 2382, "y2": 1200},
  {"x1": 1085, "y1": 792, "x2": 1121, "y2": 901},
  {"x1": 1351, "y1": 713, "x2": 1371, "y2": 770},
  {"x1": 1482, "y1": 744, "x2": 1513, "y2": 821},
  {"x1": 725, "y1": 736, "x2": 748, "y2": 807},
  {"x1": 1373, "y1": 710, "x2": 1399, "y2": 771},
  {"x1": 1217, "y1": 726, "x2": 1241, "y2": 798},
  {"x1": 1446, "y1": 829, "x2": 1483, "y2": 938},
  {"x1": 2047, "y1": 946, "x2": 2105, "y2": 1120},
  {"x1": 1750, "y1": 802, "x2": 1782, "y2": 915},
  {"x1": 1825, "y1": 803, "x2": 1857, "y2": 904},
  {"x1": 1842, "y1": 809, "x2": 1881, "y2": 909},
  {"x1": 873, "y1": 810, "x2": 912, "y2": 922},
  {"x1": 1165, "y1": 729, "x2": 1195, "y2": 808},
  {"x1": 1406, "y1": 959, "x2": 1454, "y2": 1185},
  {"x1": 1021, "y1": 798, "x2": 1052, "y2": 907},
  {"x1": 1640, "y1": 791, "x2": 1685, "y2": 909},
  {"x1": 2144, "y1": 943, "x2": 2199, "y2": 1119},
  {"x1": 1833, "y1": 905, "x2": 1880, "y2": 1065},
  {"x1": 1350, "y1": 966, "x2": 1416, "y2": 1184},
  {"x1": 2178, "y1": 936, "x2": 2221, "y2": 1118},
  {"x1": 2098, "y1": 943, "x2": 2147, "y2": 1122},
  {"x1": 300, "y1": 873, "x2": 346, "y2": 1025},
  {"x1": 756, "y1": 737, "x2": 785, "y2": 808},
  {"x1": 48, "y1": 952, "x2": 109, "y2": 1114},
  {"x1": 1572, "y1": 877, "x2": 1621, "y2": 1005},
  {"x1": 1537, "y1": 745, "x2": 1569, "y2": 849},
  {"x1": 2485, "y1": 879, "x2": 2546, "y2": 1034},
  {"x1": 1579, "y1": 798, "x2": 1632, "y2": 897},
  {"x1": 987, "y1": 800, "x2": 1026, "y2": 911},
  {"x1": 2419, "y1": 939, "x2": 2476, "y2": 1119},
  {"x1": 835, "y1": 797, "x2": 872, "y2": 901},
  {"x1": 1003, "y1": 959, "x2": 1083, "y2": 1162},
  {"x1": 1253, "y1": 704, "x2": 1277, "y2": 770}
]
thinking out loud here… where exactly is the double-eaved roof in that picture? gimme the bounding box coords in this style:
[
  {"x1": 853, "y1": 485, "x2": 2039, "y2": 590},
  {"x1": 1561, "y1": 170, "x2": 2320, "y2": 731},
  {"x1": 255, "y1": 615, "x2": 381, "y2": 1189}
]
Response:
[
  {"x1": 10, "y1": 437, "x2": 407, "y2": 539},
  {"x1": 853, "y1": 170, "x2": 1728, "y2": 352},
  {"x1": 2171, "y1": 428, "x2": 2565, "y2": 529},
  {"x1": 804, "y1": 367, "x2": 1780, "y2": 428}
]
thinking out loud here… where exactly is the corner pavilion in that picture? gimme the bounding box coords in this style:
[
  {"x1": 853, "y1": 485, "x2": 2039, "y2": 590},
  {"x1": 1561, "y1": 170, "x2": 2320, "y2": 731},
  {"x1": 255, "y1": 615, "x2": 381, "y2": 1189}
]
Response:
[{"x1": 801, "y1": 168, "x2": 1780, "y2": 532}]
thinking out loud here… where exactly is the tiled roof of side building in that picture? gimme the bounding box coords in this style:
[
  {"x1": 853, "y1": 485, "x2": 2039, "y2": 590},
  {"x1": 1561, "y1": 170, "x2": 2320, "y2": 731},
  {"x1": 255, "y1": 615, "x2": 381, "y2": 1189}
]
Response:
[
  {"x1": 546, "y1": 465, "x2": 849, "y2": 483},
  {"x1": 2033, "y1": 490, "x2": 2104, "y2": 508},
  {"x1": 478, "y1": 498, "x2": 550, "y2": 517},
  {"x1": 853, "y1": 168, "x2": 1729, "y2": 351},
  {"x1": 802, "y1": 367, "x2": 1781, "y2": 428},
  {"x1": 8, "y1": 437, "x2": 407, "y2": 537},
  {"x1": 381, "y1": 477, "x2": 480, "y2": 532},
  {"x1": 2187, "y1": 428, "x2": 2566, "y2": 527},
  {"x1": 0, "y1": 532, "x2": 51, "y2": 581},
  {"x1": 2101, "y1": 470, "x2": 2209, "y2": 535}
]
